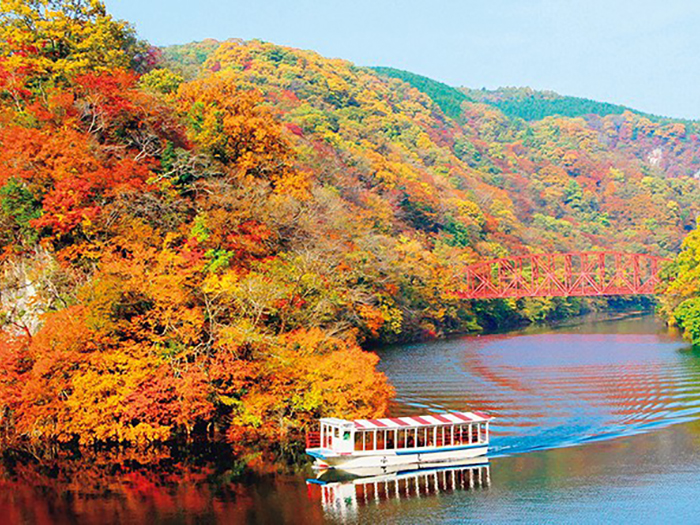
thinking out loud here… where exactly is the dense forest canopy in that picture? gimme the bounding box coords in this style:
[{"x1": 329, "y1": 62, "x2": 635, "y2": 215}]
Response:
[
  {"x1": 1, "y1": 2, "x2": 699, "y2": 461},
  {"x1": 461, "y1": 86, "x2": 643, "y2": 122}
]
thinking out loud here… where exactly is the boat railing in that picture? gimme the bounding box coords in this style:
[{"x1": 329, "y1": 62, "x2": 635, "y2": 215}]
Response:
[{"x1": 306, "y1": 430, "x2": 321, "y2": 449}]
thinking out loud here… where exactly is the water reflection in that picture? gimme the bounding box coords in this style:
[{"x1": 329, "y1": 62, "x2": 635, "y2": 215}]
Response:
[
  {"x1": 308, "y1": 459, "x2": 490, "y2": 521},
  {"x1": 0, "y1": 448, "x2": 324, "y2": 525},
  {"x1": 377, "y1": 314, "x2": 699, "y2": 456}
]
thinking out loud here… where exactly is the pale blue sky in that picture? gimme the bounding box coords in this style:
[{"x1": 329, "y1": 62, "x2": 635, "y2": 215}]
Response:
[{"x1": 108, "y1": 1, "x2": 700, "y2": 119}]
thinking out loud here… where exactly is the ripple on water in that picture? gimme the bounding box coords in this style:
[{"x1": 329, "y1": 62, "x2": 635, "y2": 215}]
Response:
[{"x1": 377, "y1": 317, "x2": 700, "y2": 457}]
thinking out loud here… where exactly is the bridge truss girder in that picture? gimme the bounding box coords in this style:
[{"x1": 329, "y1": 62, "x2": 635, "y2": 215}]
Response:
[{"x1": 461, "y1": 251, "x2": 669, "y2": 300}]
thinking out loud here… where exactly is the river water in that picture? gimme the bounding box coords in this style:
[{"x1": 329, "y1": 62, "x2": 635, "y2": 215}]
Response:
[{"x1": 4, "y1": 314, "x2": 700, "y2": 524}]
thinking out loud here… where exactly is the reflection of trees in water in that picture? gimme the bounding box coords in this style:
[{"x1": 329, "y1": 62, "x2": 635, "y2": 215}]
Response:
[{"x1": 0, "y1": 446, "x2": 323, "y2": 525}]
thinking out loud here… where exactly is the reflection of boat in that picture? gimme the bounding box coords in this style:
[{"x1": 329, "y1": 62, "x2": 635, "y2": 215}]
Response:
[
  {"x1": 307, "y1": 459, "x2": 491, "y2": 519},
  {"x1": 305, "y1": 412, "x2": 493, "y2": 470}
]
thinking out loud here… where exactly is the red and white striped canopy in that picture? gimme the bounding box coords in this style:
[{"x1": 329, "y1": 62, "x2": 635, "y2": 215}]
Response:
[{"x1": 353, "y1": 411, "x2": 492, "y2": 430}]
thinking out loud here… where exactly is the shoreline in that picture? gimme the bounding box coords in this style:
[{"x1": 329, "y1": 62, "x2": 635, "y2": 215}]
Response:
[
  {"x1": 372, "y1": 303, "x2": 659, "y2": 353},
  {"x1": 0, "y1": 306, "x2": 665, "y2": 477}
]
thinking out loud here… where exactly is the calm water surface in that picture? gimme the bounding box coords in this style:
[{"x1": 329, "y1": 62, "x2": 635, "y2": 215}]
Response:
[{"x1": 4, "y1": 314, "x2": 700, "y2": 524}]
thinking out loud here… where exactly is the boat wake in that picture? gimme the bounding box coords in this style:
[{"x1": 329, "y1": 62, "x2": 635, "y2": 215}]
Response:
[{"x1": 378, "y1": 324, "x2": 700, "y2": 458}]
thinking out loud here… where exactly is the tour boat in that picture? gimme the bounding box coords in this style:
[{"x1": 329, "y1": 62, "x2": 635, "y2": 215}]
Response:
[{"x1": 305, "y1": 411, "x2": 493, "y2": 471}]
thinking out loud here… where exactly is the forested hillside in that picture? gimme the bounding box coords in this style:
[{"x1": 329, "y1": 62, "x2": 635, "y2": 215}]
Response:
[
  {"x1": 165, "y1": 40, "x2": 700, "y2": 255},
  {"x1": 375, "y1": 68, "x2": 700, "y2": 180},
  {"x1": 1, "y1": 2, "x2": 699, "y2": 460}
]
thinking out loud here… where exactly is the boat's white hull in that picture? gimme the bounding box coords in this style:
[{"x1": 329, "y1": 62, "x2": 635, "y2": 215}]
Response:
[{"x1": 307, "y1": 444, "x2": 488, "y2": 471}]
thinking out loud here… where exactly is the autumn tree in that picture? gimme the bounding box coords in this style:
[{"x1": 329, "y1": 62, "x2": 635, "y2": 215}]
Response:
[{"x1": 0, "y1": 0, "x2": 147, "y2": 81}]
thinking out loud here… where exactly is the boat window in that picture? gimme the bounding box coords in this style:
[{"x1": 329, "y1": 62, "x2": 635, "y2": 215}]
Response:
[
  {"x1": 472, "y1": 424, "x2": 479, "y2": 443},
  {"x1": 417, "y1": 427, "x2": 427, "y2": 447},
  {"x1": 397, "y1": 429, "x2": 406, "y2": 449},
  {"x1": 343, "y1": 431, "x2": 351, "y2": 441},
  {"x1": 362, "y1": 431, "x2": 372, "y2": 451},
  {"x1": 354, "y1": 431, "x2": 364, "y2": 451},
  {"x1": 386, "y1": 429, "x2": 395, "y2": 449},
  {"x1": 456, "y1": 425, "x2": 468, "y2": 445},
  {"x1": 334, "y1": 427, "x2": 340, "y2": 438},
  {"x1": 322, "y1": 424, "x2": 332, "y2": 448}
]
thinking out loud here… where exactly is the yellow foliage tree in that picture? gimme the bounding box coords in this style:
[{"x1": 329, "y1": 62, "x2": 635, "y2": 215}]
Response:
[
  {"x1": 0, "y1": 0, "x2": 143, "y2": 80},
  {"x1": 177, "y1": 74, "x2": 308, "y2": 195}
]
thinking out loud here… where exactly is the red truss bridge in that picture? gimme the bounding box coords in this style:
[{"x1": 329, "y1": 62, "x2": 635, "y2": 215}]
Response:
[{"x1": 460, "y1": 251, "x2": 670, "y2": 300}]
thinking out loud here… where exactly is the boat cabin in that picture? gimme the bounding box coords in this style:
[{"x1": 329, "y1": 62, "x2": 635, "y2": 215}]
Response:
[
  {"x1": 308, "y1": 411, "x2": 492, "y2": 456},
  {"x1": 318, "y1": 417, "x2": 356, "y2": 453}
]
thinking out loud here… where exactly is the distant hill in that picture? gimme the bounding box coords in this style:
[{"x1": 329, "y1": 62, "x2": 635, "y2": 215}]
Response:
[
  {"x1": 460, "y1": 86, "x2": 638, "y2": 121},
  {"x1": 371, "y1": 67, "x2": 631, "y2": 121},
  {"x1": 371, "y1": 67, "x2": 696, "y2": 126}
]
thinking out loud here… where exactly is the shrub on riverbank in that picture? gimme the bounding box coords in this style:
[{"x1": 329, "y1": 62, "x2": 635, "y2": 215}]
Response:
[{"x1": 660, "y1": 221, "x2": 700, "y2": 346}]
